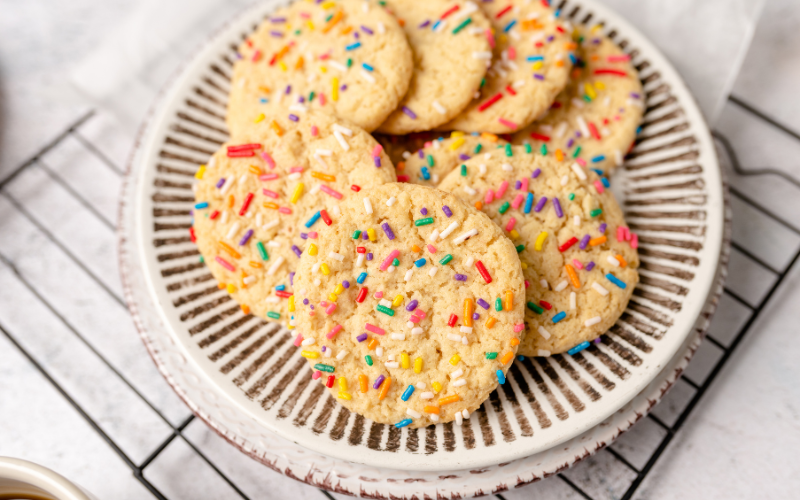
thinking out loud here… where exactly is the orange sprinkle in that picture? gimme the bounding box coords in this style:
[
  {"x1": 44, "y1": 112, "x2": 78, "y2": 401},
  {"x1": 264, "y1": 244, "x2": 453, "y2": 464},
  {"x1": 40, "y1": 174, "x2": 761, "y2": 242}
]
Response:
[
  {"x1": 504, "y1": 290, "x2": 513, "y2": 311},
  {"x1": 294, "y1": 55, "x2": 304, "y2": 70},
  {"x1": 339, "y1": 25, "x2": 353, "y2": 35},
  {"x1": 485, "y1": 316, "x2": 497, "y2": 329},
  {"x1": 218, "y1": 241, "x2": 241, "y2": 259},
  {"x1": 438, "y1": 395, "x2": 460, "y2": 406},
  {"x1": 555, "y1": 149, "x2": 564, "y2": 161},
  {"x1": 411, "y1": 244, "x2": 421, "y2": 253},
  {"x1": 615, "y1": 255, "x2": 628, "y2": 268},
  {"x1": 556, "y1": 60, "x2": 565, "y2": 67},
  {"x1": 270, "y1": 120, "x2": 283, "y2": 136},
  {"x1": 358, "y1": 374, "x2": 368, "y2": 393},
  {"x1": 480, "y1": 132, "x2": 499, "y2": 142},
  {"x1": 397, "y1": 18, "x2": 405, "y2": 27},
  {"x1": 241, "y1": 304, "x2": 250, "y2": 315},
  {"x1": 263, "y1": 201, "x2": 279, "y2": 209},
  {"x1": 248, "y1": 165, "x2": 262, "y2": 175},
  {"x1": 367, "y1": 338, "x2": 379, "y2": 350},
  {"x1": 227, "y1": 194, "x2": 235, "y2": 208},
  {"x1": 321, "y1": 10, "x2": 343, "y2": 33},
  {"x1": 571, "y1": 68, "x2": 583, "y2": 79},
  {"x1": 258, "y1": 85, "x2": 271, "y2": 94},
  {"x1": 378, "y1": 377, "x2": 391, "y2": 400},
  {"x1": 500, "y1": 351, "x2": 514, "y2": 365},
  {"x1": 565, "y1": 264, "x2": 581, "y2": 289},
  {"x1": 217, "y1": 282, "x2": 226, "y2": 290},
  {"x1": 475, "y1": 201, "x2": 483, "y2": 210},
  {"x1": 396, "y1": 161, "x2": 405, "y2": 172},
  {"x1": 249, "y1": 261, "x2": 263, "y2": 268},
  {"x1": 463, "y1": 299, "x2": 474, "y2": 327},
  {"x1": 510, "y1": 337, "x2": 520, "y2": 346},
  {"x1": 310, "y1": 171, "x2": 336, "y2": 182},
  {"x1": 589, "y1": 235, "x2": 607, "y2": 246},
  {"x1": 565, "y1": 42, "x2": 578, "y2": 50},
  {"x1": 424, "y1": 405, "x2": 440, "y2": 414}
]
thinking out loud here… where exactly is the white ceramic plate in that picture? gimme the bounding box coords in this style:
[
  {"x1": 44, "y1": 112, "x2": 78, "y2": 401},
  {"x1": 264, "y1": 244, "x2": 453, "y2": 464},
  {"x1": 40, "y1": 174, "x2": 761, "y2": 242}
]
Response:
[{"x1": 122, "y1": 0, "x2": 726, "y2": 473}]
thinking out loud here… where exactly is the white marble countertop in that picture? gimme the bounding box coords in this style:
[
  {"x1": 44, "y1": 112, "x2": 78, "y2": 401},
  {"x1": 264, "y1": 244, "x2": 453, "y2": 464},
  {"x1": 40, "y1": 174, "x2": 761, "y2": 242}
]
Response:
[{"x1": 1, "y1": 1, "x2": 799, "y2": 499}]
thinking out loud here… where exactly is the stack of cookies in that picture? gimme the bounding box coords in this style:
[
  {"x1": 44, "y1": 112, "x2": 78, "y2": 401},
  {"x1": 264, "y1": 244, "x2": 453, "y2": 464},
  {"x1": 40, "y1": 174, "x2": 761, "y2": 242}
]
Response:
[{"x1": 192, "y1": 0, "x2": 643, "y2": 429}]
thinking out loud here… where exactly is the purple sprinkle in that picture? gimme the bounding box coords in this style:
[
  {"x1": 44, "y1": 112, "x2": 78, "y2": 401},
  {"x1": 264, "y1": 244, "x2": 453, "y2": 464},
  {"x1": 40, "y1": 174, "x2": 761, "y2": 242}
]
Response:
[
  {"x1": 373, "y1": 375, "x2": 386, "y2": 389},
  {"x1": 360, "y1": 25, "x2": 374, "y2": 35},
  {"x1": 533, "y1": 73, "x2": 545, "y2": 81},
  {"x1": 553, "y1": 197, "x2": 563, "y2": 217},
  {"x1": 239, "y1": 229, "x2": 254, "y2": 246},
  {"x1": 303, "y1": 298, "x2": 309, "y2": 305},
  {"x1": 579, "y1": 234, "x2": 590, "y2": 250},
  {"x1": 459, "y1": 154, "x2": 471, "y2": 161},
  {"x1": 418, "y1": 19, "x2": 430, "y2": 28},
  {"x1": 599, "y1": 223, "x2": 607, "y2": 234},
  {"x1": 477, "y1": 298, "x2": 490, "y2": 310},
  {"x1": 630, "y1": 92, "x2": 641, "y2": 99},
  {"x1": 402, "y1": 106, "x2": 418, "y2": 119},
  {"x1": 288, "y1": 113, "x2": 299, "y2": 122},
  {"x1": 309, "y1": 304, "x2": 315, "y2": 310},
  {"x1": 367, "y1": 253, "x2": 373, "y2": 261},
  {"x1": 374, "y1": 156, "x2": 382, "y2": 168},
  {"x1": 381, "y1": 222, "x2": 396, "y2": 240},
  {"x1": 534, "y1": 196, "x2": 548, "y2": 212},
  {"x1": 270, "y1": 30, "x2": 284, "y2": 38},
  {"x1": 420, "y1": 207, "x2": 428, "y2": 215},
  {"x1": 216, "y1": 178, "x2": 226, "y2": 189},
  {"x1": 357, "y1": 333, "x2": 368, "y2": 342},
  {"x1": 472, "y1": 313, "x2": 480, "y2": 320},
  {"x1": 406, "y1": 300, "x2": 419, "y2": 312},
  {"x1": 342, "y1": 280, "x2": 350, "y2": 289},
  {"x1": 298, "y1": 96, "x2": 305, "y2": 103},
  {"x1": 321, "y1": 346, "x2": 326, "y2": 353},
  {"x1": 289, "y1": 272, "x2": 295, "y2": 285},
  {"x1": 353, "y1": 32, "x2": 360, "y2": 39},
  {"x1": 532, "y1": 168, "x2": 541, "y2": 178},
  {"x1": 235, "y1": 52, "x2": 242, "y2": 60},
  {"x1": 442, "y1": 205, "x2": 453, "y2": 218},
  {"x1": 454, "y1": 273, "x2": 467, "y2": 282},
  {"x1": 566, "y1": 138, "x2": 575, "y2": 149},
  {"x1": 285, "y1": 85, "x2": 291, "y2": 95},
  {"x1": 575, "y1": 130, "x2": 582, "y2": 138},
  {"x1": 546, "y1": 35, "x2": 554, "y2": 42},
  {"x1": 291, "y1": 245, "x2": 302, "y2": 257},
  {"x1": 341, "y1": 84, "x2": 348, "y2": 91},
  {"x1": 514, "y1": 180, "x2": 522, "y2": 189},
  {"x1": 362, "y1": 231, "x2": 369, "y2": 240},
  {"x1": 594, "y1": 337, "x2": 602, "y2": 344},
  {"x1": 270, "y1": 17, "x2": 286, "y2": 23},
  {"x1": 586, "y1": 261, "x2": 596, "y2": 271},
  {"x1": 418, "y1": 149, "x2": 424, "y2": 159},
  {"x1": 301, "y1": 233, "x2": 308, "y2": 240}
]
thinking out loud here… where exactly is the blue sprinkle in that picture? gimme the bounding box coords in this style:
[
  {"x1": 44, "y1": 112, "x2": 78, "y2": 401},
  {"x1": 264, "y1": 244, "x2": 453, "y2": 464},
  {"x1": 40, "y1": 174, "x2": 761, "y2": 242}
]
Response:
[
  {"x1": 401, "y1": 385, "x2": 415, "y2": 401},
  {"x1": 276, "y1": 284, "x2": 285, "y2": 291},
  {"x1": 345, "y1": 41, "x2": 362, "y2": 51},
  {"x1": 362, "y1": 62, "x2": 374, "y2": 71},
  {"x1": 517, "y1": 355, "x2": 525, "y2": 361},
  {"x1": 552, "y1": 311, "x2": 567, "y2": 323},
  {"x1": 259, "y1": 98, "x2": 269, "y2": 104},
  {"x1": 432, "y1": 20, "x2": 442, "y2": 31},
  {"x1": 414, "y1": 258, "x2": 427, "y2": 268},
  {"x1": 601, "y1": 177, "x2": 610, "y2": 188},
  {"x1": 304, "y1": 211, "x2": 321, "y2": 228},
  {"x1": 590, "y1": 168, "x2": 605, "y2": 176},
  {"x1": 194, "y1": 202, "x2": 209, "y2": 209},
  {"x1": 526, "y1": 55, "x2": 544, "y2": 62},
  {"x1": 605, "y1": 273, "x2": 627, "y2": 289},
  {"x1": 591, "y1": 155, "x2": 606, "y2": 163},
  {"x1": 356, "y1": 272, "x2": 368, "y2": 284},
  {"x1": 568, "y1": 341, "x2": 591, "y2": 355},
  {"x1": 569, "y1": 52, "x2": 577, "y2": 64},
  {"x1": 421, "y1": 167, "x2": 431, "y2": 181},
  {"x1": 395, "y1": 418, "x2": 413, "y2": 428},
  {"x1": 503, "y1": 20, "x2": 517, "y2": 32},
  {"x1": 496, "y1": 370, "x2": 506, "y2": 384},
  {"x1": 524, "y1": 192, "x2": 534, "y2": 214}
]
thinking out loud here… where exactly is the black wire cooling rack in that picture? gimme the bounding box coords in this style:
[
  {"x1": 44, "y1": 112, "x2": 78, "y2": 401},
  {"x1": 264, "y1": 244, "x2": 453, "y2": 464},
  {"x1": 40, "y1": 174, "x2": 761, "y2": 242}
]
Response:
[{"x1": 1, "y1": 94, "x2": 798, "y2": 500}]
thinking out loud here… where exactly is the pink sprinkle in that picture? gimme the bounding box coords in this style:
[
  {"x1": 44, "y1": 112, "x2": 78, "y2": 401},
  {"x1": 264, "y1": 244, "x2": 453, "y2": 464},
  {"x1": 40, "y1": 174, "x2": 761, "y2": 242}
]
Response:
[
  {"x1": 608, "y1": 54, "x2": 631, "y2": 62},
  {"x1": 511, "y1": 193, "x2": 524, "y2": 209},
  {"x1": 290, "y1": 166, "x2": 304, "y2": 173},
  {"x1": 278, "y1": 207, "x2": 292, "y2": 214},
  {"x1": 593, "y1": 180, "x2": 605, "y2": 194},
  {"x1": 311, "y1": 125, "x2": 319, "y2": 136},
  {"x1": 312, "y1": 371, "x2": 322, "y2": 380},
  {"x1": 424, "y1": 141, "x2": 433, "y2": 148},
  {"x1": 320, "y1": 185, "x2": 343, "y2": 199},
  {"x1": 260, "y1": 173, "x2": 279, "y2": 181},
  {"x1": 263, "y1": 189, "x2": 279, "y2": 198},
  {"x1": 293, "y1": 333, "x2": 304, "y2": 347},
  {"x1": 371, "y1": 144, "x2": 383, "y2": 157},
  {"x1": 485, "y1": 189, "x2": 495, "y2": 204},
  {"x1": 485, "y1": 28, "x2": 495, "y2": 48},
  {"x1": 214, "y1": 256, "x2": 235, "y2": 272},
  {"x1": 427, "y1": 244, "x2": 437, "y2": 253},
  {"x1": 326, "y1": 324, "x2": 343, "y2": 339},
  {"x1": 572, "y1": 259, "x2": 584, "y2": 270},
  {"x1": 630, "y1": 233, "x2": 639, "y2": 249},
  {"x1": 326, "y1": 303, "x2": 337, "y2": 314},
  {"x1": 309, "y1": 231, "x2": 318, "y2": 239},
  {"x1": 524, "y1": 280, "x2": 529, "y2": 288},
  {"x1": 374, "y1": 291, "x2": 384, "y2": 299},
  {"x1": 320, "y1": 93, "x2": 327, "y2": 106},
  {"x1": 508, "y1": 46, "x2": 516, "y2": 60},
  {"x1": 365, "y1": 323, "x2": 385, "y2": 335},
  {"x1": 498, "y1": 117, "x2": 518, "y2": 129},
  {"x1": 300, "y1": 12, "x2": 311, "y2": 19},
  {"x1": 513, "y1": 323, "x2": 524, "y2": 333},
  {"x1": 505, "y1": 217, "x2": 516, "y2": 231},
  {"x1": 319, "y1": 53, "x2": 330, "y2": 61},
  {"x1": 521, "y1": 178, "x2": 529, "y2": 192},
  {"x1": 617, "y1": 226, "x2": 631, "y2": 242},
  {"x1": 496, "y1": 180, "x2": 509, "y2": 198},
  {"x1": 414, "y1": 309, "x2": 427, "y2": 320},
  {"x1": 410, "y1": 315, "x2": 421, "y2": 324},
  {"x1": 252, "y1": 50, "x2": 261, "y2": 62},
  {"x1": 320, "y1": 301, "x2": 328, "y2": 307},
  {"x1": 576, "y1": 158, "x2": 587, "y2": 167},
  {"x1": 261, "y1": 152, "x2": 276, "y2": 169},
  {"x1": 380, "y1": 249, "x2": 400, "y2": 271}
]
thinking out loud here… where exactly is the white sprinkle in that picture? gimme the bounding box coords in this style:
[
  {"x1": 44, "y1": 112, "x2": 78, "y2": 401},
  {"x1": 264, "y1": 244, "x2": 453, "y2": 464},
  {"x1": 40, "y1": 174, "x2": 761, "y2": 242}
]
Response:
[
  {"x1": 219, "y1": 179, "x2": 233, "y2": 195},
  {"x1": 513, "y1": 79, "x2": 526, "y2": 89},
  {"x1": 502, "y1": 163, "x2": 513, "y2": 171},
  {"x1": 463, "y1": 186, "x2": 477, "y2": 195},
  {"x1": 571, "y1": 162, "x2": 588, "y2": 181},
  {"x1": 262, "y1": 218, "x2": 279, "y2": 231},
  {"x1": 455, "y1": 412, "x2": 463, "y2": 425},
  {"x1": 453, "y1": 1, "x2": 478, "y2": 20},
  {"x1": 333, "y1": 130, "x2": 350, "y2": 151},
  {"x1": 420, "y1": 392, "x2": 434, "y2": 400},
  {"x1": 238, "y1": 173, "x2": 248, "y2": 185},
  {"x1": 570, "y1": 291, "x2": 577, "y2": 310},
  {"x1": 561, "y1": 174, "x2": 569, "y2": 186},
  {"x1": 255, "y1": 213, "x2": 263, "y2": 227},
  {"x1": 225, "y1": 222, "x2": 241, "y2": 240},
  {"x1": 554, "y1": 280, "x2": 568, "y2": 292},
  {"x1": 573, "y1": 215, "x2": 581, "y2": 227},
  {"x1": 313, "y1": 278, "x2": 321, "y2": 287},
  {"x1": 289, "y1": 103, "x2": 307, "y2": 114},
  {"x1": 328, "y1": 60, "x2": 348, "y2": 72},
  {"x1": 377, "y1": 22, "x2": 385, "y2": 34},
  {"x1": 287, "y1": 172, "x2": 302, "y2": 181},
  {"x1": 267, "y1": 240, "x2": 280, "y2": 248},
  {"x1": 432, "y1": 173, "x2": 440, "y2": 184},
  {"x1": 360, "y1": 69, "x2": 376, "y2": 83},
  {"x1": 576, "y1": 115, "x2": 591, "y2": 138},
  {"x1": 451, "y1": 369, "x2": 464, "y2": 379},
  {"x1": 411, "y1": 327, "x2": 423, "y2": 335},
  {"x1": 385, "y1": 362, "x2": 399, "y2": 369},
  {"x1": 314, "y1": 153, "x2": 329, "y2": 169},
  {"x1": 459, "y1": 326, "x2": 473, "y2": 334},
  {"x1": 387, "y1": 265, "x2": 396, "y2": 273},
  {"x1": 243, "y1": 276, "x2": 256, "y2": 285},
  {"x1": 571, "y1": 97, "x2": 585, "y2": 109},
  {"x1": 464, "y1": 256, "x2": 474, "y2": 267},
  {"x1": 404, "y1": 269, "x2": 413, "y2": 282},
  {"x1": 592, "y1": 282, "x2": 610, "y2": 296},
  {"x1": 301, "y1": 338, "x2": 316, "y2": 346},
  {"x1": 468, "y1": 26, "x2": 484, "y2": 35},
  {"x1": 447, "y1": 333, "x2": 462, "y2": 342},
  {"x1": 538, "y1": 326, "x2": 551, "y2": 339},
  {"x1": 439, "y1": 221, "x2": 460, "y2": 239},
  {"x1": 267, "y1": 256, "x2": 285, "y2": 276},
  {"x1": 362, "y1": 1, "x2": 369, "y2": 12},
  {"x1": 472, "y1": 51, "x2": 493, "y2": 60},
  {"x1": 479, "y1": 164, "x2": 487, "y2": 174},
  {"x1": 312, "y1": 262, "x2": 321, "y2": 273},
  {"x1": 407, "y1": 321, "x2": 414, "y2": 328},
  {"x1": 220, "y1": 211, "x2": 229, "y2": 224},
  {"x1": 329, "y1": 251, "x2": 344, "y2": 262},
  {"x1": 539, "y1": 279, "x2": 549, "y2": 289},
  {"x1": 428, "y1": 267, "x2": 438, "y2": 277},
  {"x1": 265, "y1": 296, "x2": 279, "y2": 304},
  {"x1": 324, "y1": 348, "x2": 332, "y2": 358},
  {"x1": 379, "y1": 299, "x2": 392, "y2": 308},
  {"x1": 453, "y1": 229, "x2": 478, "y2": 244},
  {"x1": 432, "y1": 100, "x2": 447, "y2": 114},
  {"x1": 390, "y1": 333, "x2": 405, "y2": 340},
  {"x1": 402, "y1": 151, "x2": 411, "y2": 159},
  {"x1": 356, "y1": 254, "x2": 365, "y2": 267},
  {"x1": 333, "y1": 124, "x2": 353, "y2": 136},
  {"x1": 429, "y1": 414, "x2": 440, "y2": 422},
  {"x1": 538, "y1": 349, "x2": 551, "y2": 357},
  {"x1": 363, "y1": 197, "x2": 373, "y2": 214},
  {"x1": 376, "y1": 347, "x2": 384, "y2": 357},
  {"x1": 615, "y1": 149, "x2": 624, "y2": 167},
  {"x1": 332, "y1": 205, "x2": 340, "y2": 216},
  {"x1": 336, "y1": 350, "x2": 348, "y2": 360},
  {"x1": 554, "y1": 122, "x2": 568, "y2": 138},
  {"x1": 416, "y1": 382, "x2": 426, "y2": 389},
  {"x1": 483, "y1": 152, "x2": 492, "y2": 160},
  {"x1": 315, "y1": 148, "x2": 332, "y2": 156},
  {"x1": 462, "y1": 409, "x2": 470, "y2": 419},
  {"x1": 386, "y1": 196, "x2": 396, "y2": 206},
  {"x1": 406, "y1": 408, "x2": 421, "y2": 418},
  {"x1": 585, "y1": 316, "x2": 602, "y2": 327},
  {"x1": 433, "y1": 140, "x2": 441, "y2": 150},
  {"x1": 453, "y1": 379, "x2": 467, "y2": 387},
  {"x1": 461, "y1": 336, "x2": 469, "y2": 345},
  {"x1": 607, "y1": 255, "x2": 621, "y2": 267}
]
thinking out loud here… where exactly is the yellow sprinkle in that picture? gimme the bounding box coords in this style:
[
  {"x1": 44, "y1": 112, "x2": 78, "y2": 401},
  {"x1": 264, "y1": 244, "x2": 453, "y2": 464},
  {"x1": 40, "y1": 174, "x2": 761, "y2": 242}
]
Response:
[
  {"x1": 401, "y1": 352, "x2": 410, "y2": 369},
  {"x1": 509, "y1": 229, "x2": 520, "y2": 239},
  {"x1": 332, "y1": 77, "x2": 339, "y2": 101},
  {"x1": 320, "y1": 0, "x2": 336, "y2": 8},
  {"x1": 595, "y1": 81, "x2": 606, "y2": 90},
  {"x1": 226, "y1": 284, "x2": 236, "y2": 294},
  {"x1": 450, "y1": 131, "x2": 465, "y2": 138},
  {"x1": 338, "y1": 392, "x2": 352, "y2": 400},
  {"x1": 290, "y1": 182, "x2": 304, "y2": 204},
  {"x1": 334, "y1": 284, "x2": 345, "y2": 295},
  {"x1": 195, "y1": 165, "x2": 206, "y2": 179},
  {"x1": 301, "y1": 350, "x2": 320, "y2": 359},
  {"x1": 319, "y1": 65, "x2": 327, "y2": 73},
  {"x1": 320, "y1": 263, "x2": 330, "y2": 275},
  {"x1": 367, "y1": 228, "x2": 377, "y2": 242},
  {"x1": 414, "y1": 357, "x2": 423, "y2": 373},
  {"x1": 287, "y1": 324, "x2": 295, "y2": 330},
  {"x1": 584, "y1": 83, "x2": 597, "y2": 99},
  {"x1": 534, "y1": 231, "x2": 548, "y2": 251},
  {"x1": 328, "y1": 292, "x2": 338, "y2": 302},
  {"x1": 288, "y1": 295, "x2": 295, "y2": 313},
  {"x1": 449, "y1": 354, "x2": 461, "y2": 366},
  {"x1": 485, "y1": 316, "x2": 496, "y2": 329},
  {"x1": 254, "y1": 113, "x2": 265, "y2": 123},
  {"x1": 338, "y1": 376, "x2": 348, "y2": 391},
  {"x1": 278, "y1": 61, "x2": 287, "y2": 72},
  {"x1": 448, "y1": 137, "x2": 466, "y2": 151},
  {"x1": 392, "y1": 294, "x2": 404, "y2": 308},
  {"x1": 521, "y1": 262, "x2": 528, "y2": 270},
  {"x1": 532, "y1": 61, "x2": 543, "y2": 70},
  {"x1": 591, "y1": 24, "x2": 603, "y2": 33},
  {"x1": 432, "y1": 381, "x2": 442, "y2": 393},
  {"x1": 308, "y1": 243, "x2": 318, "y2": 256},
  {"x1": 306, "y1": 20, "x2": 315, "y2": 31}
]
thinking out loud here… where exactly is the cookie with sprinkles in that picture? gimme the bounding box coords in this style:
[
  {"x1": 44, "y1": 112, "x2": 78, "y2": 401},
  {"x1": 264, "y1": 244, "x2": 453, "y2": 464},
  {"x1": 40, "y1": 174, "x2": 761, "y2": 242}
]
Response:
[
  {"x1": 439, "y1": 0, "x2": 573, "y2": 134},
  {"x1": 293, "y1": 183, "x2": 525, "y2": 427},
  {"x1": 511, "y1": 26, "x2": 644, "y2": 173},
  {"x1": 192, "y1": 110, "x2": 396, "y2": 325},
  {"x1": 399, "y1": 132, "x2": 507, "y2": 186},
  {"x1": 437, "y1": 146, "x2": 639, "y2": 356},
  {"x1": 375, "y1": 0, "x2": 492, "y2": 134},
  {"x1": 227, "y1": 0, "x2": 413, "y2": 137}
]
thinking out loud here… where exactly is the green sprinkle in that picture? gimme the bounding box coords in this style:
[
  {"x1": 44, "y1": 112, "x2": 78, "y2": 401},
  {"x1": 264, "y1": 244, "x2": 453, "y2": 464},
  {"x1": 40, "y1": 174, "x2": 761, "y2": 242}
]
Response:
[
  {"x1": 499, "y1": 201, "x2": 510, "y2": 214},
  {"x1": 568, "y1": 193, "x2": 575, "y2": 201},
  {"x1": 204, "y1": 213, "x2": 209, "y2": 218},
  {"x1": 315, "y1": 363, "x2": 335, "y2": 373},
  {"x1": 480, "y1": 77, "x2": 486, "y2": 88},
  {"x1": 439, "y1": 254, "x2": 453, "y2": 265},
  {"x1": 540, "y1": 144, "x2": 547, "y2": 155},
  {"x1": 583, "y1": 95, "x2": 592, "y2": 102},
  {"x1": 505, "y1": 143, "x2": 513, "y2": 157},
  {"x1": 378, "y1": 0, "x2": 386, "y2": 5},
  {"x1": 460, "y1": 164, "x2": 467, "y2": 176},
  {"x1": 325, "y1": 13, "x2": 333, "y2": 22},
  {"x1": 392, "y1": 258, "x2": 400, "y2": 266},
  {"x1": 426, "y1": 154, "x2": 435, "y2": 167},
  {"x1": 474, "y1": 143, "x2": 483, "y2": 154},
  {"x1": 377, "y1": 304, "x2": 395, "y2": 316},
  {"x1": 524, "y1": 143, "x2": 532, "y2": 154},
  {"x1": 414, "y1": 217, "x2": 434, "y2": 226},
  {"x1": 309, "y1": 91, "x2": 315, "y2": 102},
  {"x1": 365, "y1": 355, "x2": 374, "y2": 366},
  {"x1": 527, "y1": 301, "x2": 544, "y2": 314},
  {"x1": 267, "y1": 311, "x2": 280, "y2": 319},
  {"x1": 590, "y1": 208, "x2": 603, "y2": 217},
  {"x1": 452, "y1": 17, "x2": 472, "y2": 34},
  {"x1": 346, "y1": 58, "x2": 353, "y2": 67},
  {"x1": 294, "y1": 29, "x2": 301, "y2": 35},
  {"x1": 199, "y1": 256, "x2": 205, "y2": 263},
  {"x1": 485, "y1": 352, "x2": 498, "y2": 360},
  {"x1": 515, "y1": 244, "x2": 525, "y2": 253},
  {"x1": 495, "y1": 298, "x2": 502, "y2": 312},
  {"x1": 352, "y1": 230, "x2": 362, "y2": 239},
  {"x1": 256, "y1": 241, "x2": 269, "y2": 261},
  {"x1": 573, "y1": 146, "x2": 582, "y2": 158}
]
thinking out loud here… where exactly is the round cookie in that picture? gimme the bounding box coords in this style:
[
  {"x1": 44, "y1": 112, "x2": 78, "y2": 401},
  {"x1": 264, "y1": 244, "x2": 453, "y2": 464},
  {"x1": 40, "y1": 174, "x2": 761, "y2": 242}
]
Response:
[
  {"x1": 400, "y1": 132, "x2": 507, "y2": 187},
  {"x1": 293, "y1": 183, "x2": 525, "y2": 427},
  {"x1": 193, "y1": 110, "x2": 396, "y2": 324},
  {"x1": 511, "y1": 27, "x2": 644, "y2": 173},
  {"x1": 376, "y1": 0, "x2": 492, "y2": 134},
  {"x1": 440, "y1": 0, "x2": 572, "y2": 134},
  {"x1": 437, "y1": 146, "x2": 639, "y2": 356},
  {"x1": 227, "y1": 0, "x2": 413, "y2": 137}
]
